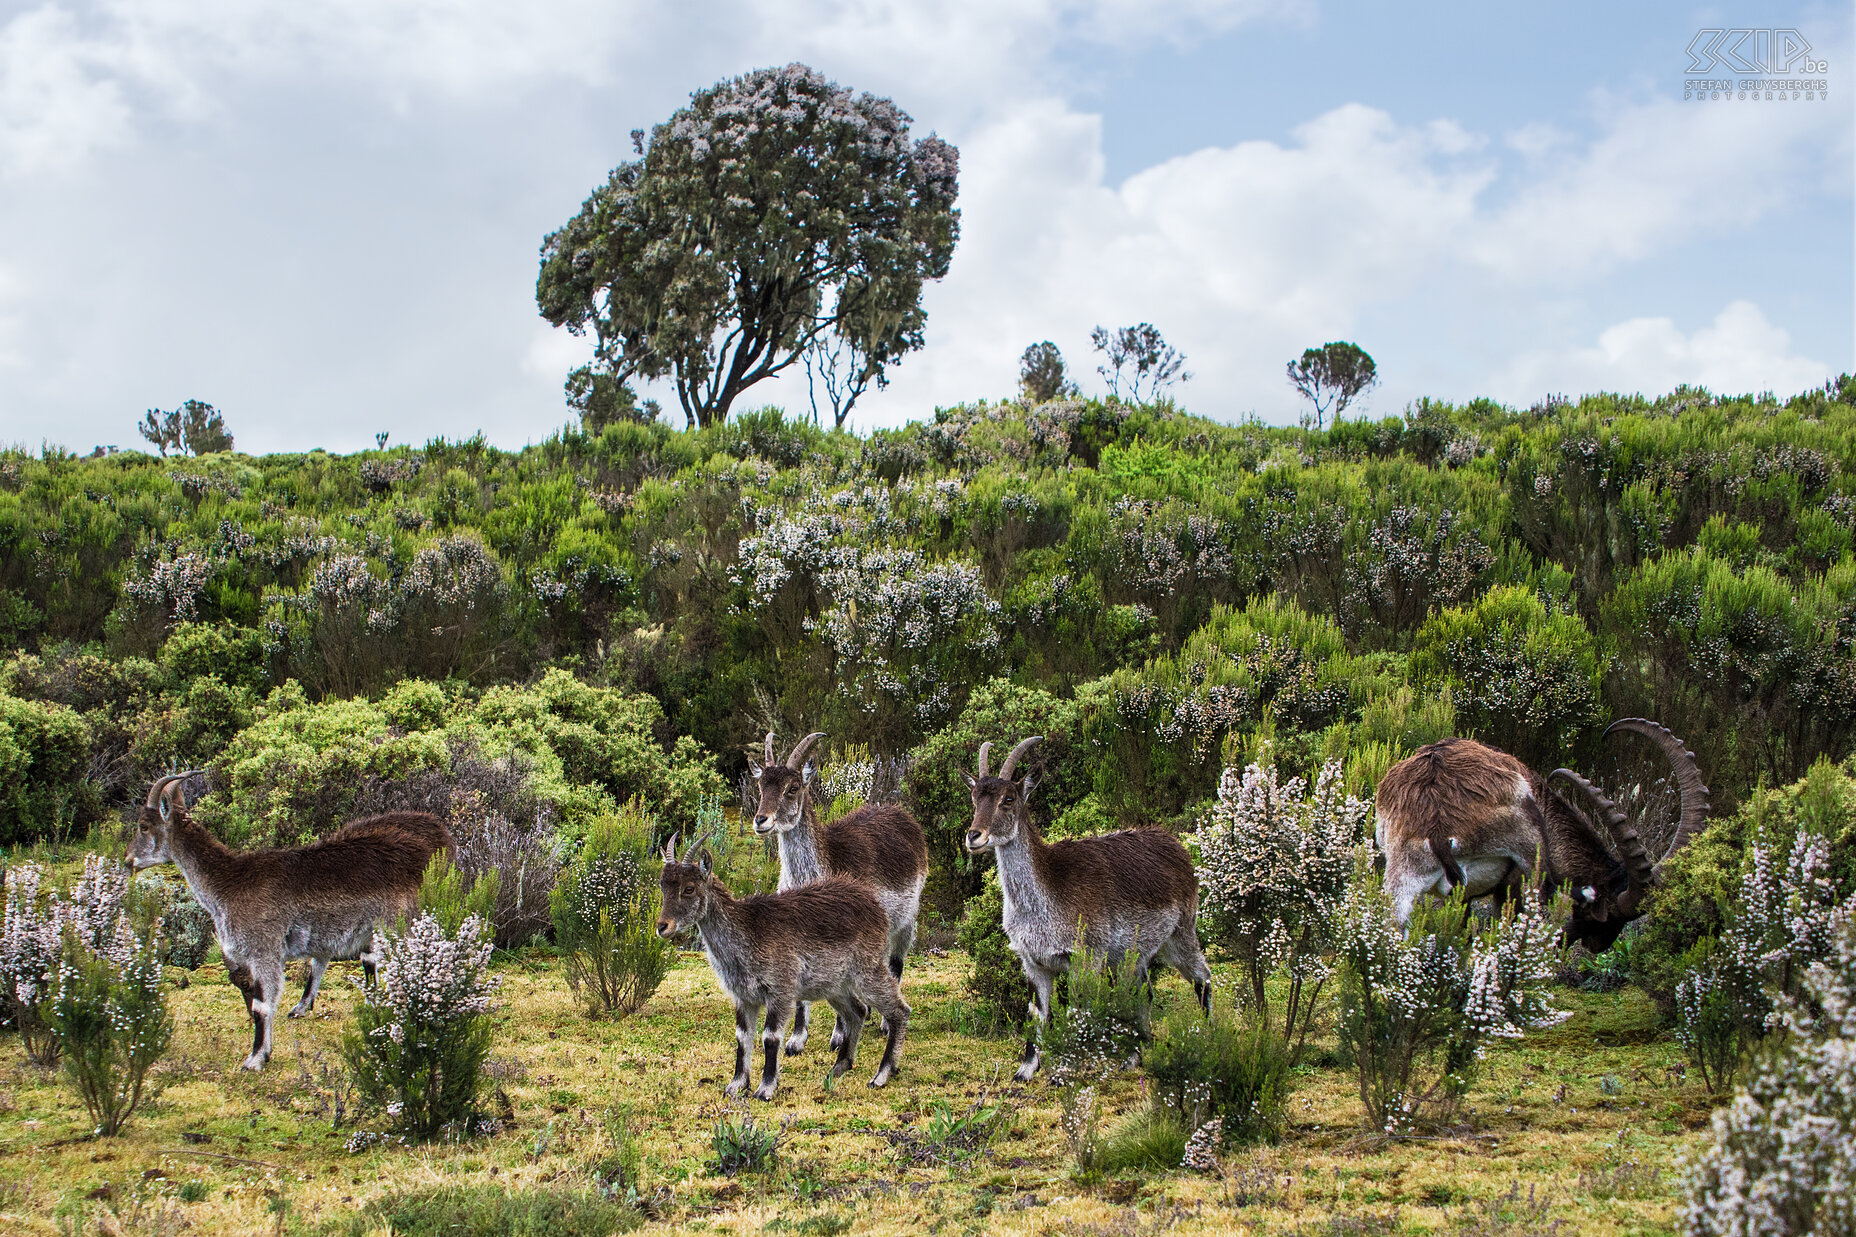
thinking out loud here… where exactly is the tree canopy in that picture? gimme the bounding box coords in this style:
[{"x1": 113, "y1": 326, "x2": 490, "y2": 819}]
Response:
[
  {"x1": 536, "y1": 64, "x2": 960, "y2": 429},
  {"x1": 1288, "y1": 342, "x2": 1377, "y2": 428}
]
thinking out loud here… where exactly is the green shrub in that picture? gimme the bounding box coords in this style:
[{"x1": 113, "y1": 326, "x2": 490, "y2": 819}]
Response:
[
  {"x1": 1411, "y1": 584, "x2": 1605, "y2": 772},
  {"x1": 0, "y1": 694, "x2": 92, "y2": 845},
  {"x1": 550, "y1": 804, "x2": 673, "y2": 1018},
  {"x1": 1142, "y1": 1001, "x2": 1291, "y2": 1146},
  {"x1": 45, "y1": 863, "x2": 172, "y2": 1137},
  {"x1": 956, "y1": 874, "x2": 1033, "y2": 1036},
  {"x1": 130, "y1": 871, "x2": 215, "y2": 969},
  {"x1": 321, "y1": 1184, "x2": 641, "y2": 1237},
  {"x1": 711, "y1": 1107, "x2": 788, "y2": 1175},
  {"x1": 1096, "y1": 1107, "x2": 1190, "y2": 1175}
]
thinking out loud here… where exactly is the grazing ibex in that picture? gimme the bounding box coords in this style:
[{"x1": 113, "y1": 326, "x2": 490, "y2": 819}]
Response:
[
  {"x1": 750, "y1": 731, "x2": 927, "y2": 1055},
  {"x1": 1375, "y1": 718, "x2": 1710, "y2": 951},
  {"x1": 127, "y1": 773, "x2": 453, "y2": 1070},
  {"x1": 963, "y1": 737, "x2": 1213, "y2": 1081},
  {"x1": 656, "y1": 831, "x2": 908, "y2": 1100}
]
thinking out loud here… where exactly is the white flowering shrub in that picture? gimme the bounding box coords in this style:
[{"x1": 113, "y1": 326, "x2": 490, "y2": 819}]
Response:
[
  {"x1": 1676, "y1": 828, "x2": 1854, "y2": 1094},
  {"x1": 2, "y1": 856, "x2": 133, "y2": 1066},
  {"x1": 343, "y1": 909, "x2": 500, "y2": 1140},
  {"x1": 1335, "y1": 863, "x2": 1567, "y2": 1134},
  {"x1": 1682, "y1": 919, "x2": 1856, "y2": 1237},
  {"x1": 1195, "y1": 758, "x2": 1364, "y2": 1059},
  {"x1": 45, "y1": 904, "x2": 172, "y2": 1137},
  {"x1": 549, "y1": 807, "x2": 672, "y2": 1019}
]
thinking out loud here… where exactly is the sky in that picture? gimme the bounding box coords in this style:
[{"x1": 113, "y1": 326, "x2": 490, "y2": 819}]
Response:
[{"x1": 0, "y1": 0, "x2": 1849, "y2": 453}]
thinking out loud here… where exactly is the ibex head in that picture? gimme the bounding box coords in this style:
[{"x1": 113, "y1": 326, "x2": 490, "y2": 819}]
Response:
[
  {"x1": 748, "y1": 731, "x2": 825, "y2": 837},
  {"x1": 1550, "y1": 718, "x2": 1710, "y2": 952},
  {"x1": 129, "y1": 772, "x2": 204, "y2": 870},
  {"x1": 962, "y1": 737, "x2": 1042, "y2": 852},
  {"x1": 656, "y1": 829, "x2": 718, "y2": 937}
]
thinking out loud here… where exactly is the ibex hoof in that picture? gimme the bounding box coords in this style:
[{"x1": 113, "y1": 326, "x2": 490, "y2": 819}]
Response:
[
  {"x1": 869, "y1": 1067, "x2": 893, "y2": 1088},
  {"x1": 240, "y1": 1054, "x2": 267, "y2": 1072},
  {"x1": 287, "y1": 1003, "x2": 312, "y2": 1019},
  {"x1": 752, "y1": 1082, "x2": 778, "y2": 1102},
  {"x1": 724, "y1": 1079, "x2": 747, "y2": 1098},
  {"x1": 827, "y1": 1032, "x2": 844, "y2": 1052},
  {"x1": 1012, "y1": 1064, "x2": 1036, "y2": 1083},
  {"x1": 783, "y1": 1037, "x2": 807, "y2": 1057}
]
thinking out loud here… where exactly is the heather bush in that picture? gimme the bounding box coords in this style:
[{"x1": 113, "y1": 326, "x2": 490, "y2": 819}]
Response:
[
  {"x1": 1681, "y1": 919, "x2": 1856, "y2": 1236},
  {"x1": 1194, "y1": 756, "x2": 1364, "y2": 1059},
  {"x1": 45, "y1": 899, "x2": 172, "y2": 1136},
  {"x1": 0, "y1": 862, "x2": 64, "y2": 1063},
  {"x1": 550, "y1": 804, "x2": 673, "y2": 1018},
  {"x1": 1674, "y1": 827, "x2": 1854, "y2": 1094},
  {"x1": 1335, "y1": 866, "x2": 1568, "y2": 1133},
  {"x1": 1038, "y1": 939, "x2": 1150, "y2": 1084},
  {"x1": 344, "y1": 862, "x2": 500, "y2": 1139},
  {"x1": 1142, "y1": 999, "x2": 1292, "y2": 1146}
]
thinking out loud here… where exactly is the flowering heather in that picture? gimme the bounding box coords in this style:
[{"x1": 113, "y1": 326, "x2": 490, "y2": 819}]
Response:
[
  {"x1": 1682, "y1": 920, "x2": 1856, "y2": 1236},
  {"x1": 1194, "y1": 759, "x2": 1364, "y2": 1058},
  {"x1": 1335, "y1": 865, "x2": 1567, "y2": 1133},
  {"x1": 46, "y1": 910, "x2": 172, "y2": 1136},
  {"x1": 1181, "y1": 1119, "x2": 1223, "y2": 1173},
  {"x1": 2, "y1": 856, "x2": 135, "y2": 1066},
  {"x1": 345, "y1": 911, "x2": 499, "y2": 1139}
]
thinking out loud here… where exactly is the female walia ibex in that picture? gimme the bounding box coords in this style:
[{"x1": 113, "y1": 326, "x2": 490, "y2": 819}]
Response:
[
  {"x1": 963, "y1": 736, "x2": 1213, "y2": 1081},
  {"x1": 750, "y1": 730, "x2": 927, "y2": 1055},
  {"x1": 127, "y1": 773, "x2": 453, "y2": 1070},
  {"x1": 656, "y1": 830, "x2": 908, "y2": 1100}
]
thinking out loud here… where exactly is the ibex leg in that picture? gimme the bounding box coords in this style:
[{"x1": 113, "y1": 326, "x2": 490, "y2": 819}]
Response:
[
  {"x1": 757, "y1": 1001, "x2": 793, "y2": 1101},
  {"x1": 288, "y1": 958, "x2": 328, "y2": 1018}
]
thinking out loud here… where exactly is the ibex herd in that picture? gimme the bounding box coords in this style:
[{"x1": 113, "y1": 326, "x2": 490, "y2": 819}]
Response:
[{"x1": 124, "y1": 715, "x2": 1706, "y2": 1095}]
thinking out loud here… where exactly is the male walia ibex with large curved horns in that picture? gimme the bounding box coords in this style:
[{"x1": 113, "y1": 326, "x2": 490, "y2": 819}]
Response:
[
  {"x1": 749, "y1": 730, "x2": 927, "y2": 1056},
  {"x1": 963, "y1": 736, "x2": 1214, "y2": 1082},
  {"x1": 1375, "y1": 718, "x2": 1710, "y2": 951},
  {"x1": 127, "y1": 773, "x2": 453, "y2": 1070},
  {"x1": 656, "y1": 828, "x2": 909, "y2": 1100}
]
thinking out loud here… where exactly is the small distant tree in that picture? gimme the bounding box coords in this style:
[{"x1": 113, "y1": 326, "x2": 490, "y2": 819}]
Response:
[
  {"x1": 1019, "y1": 341, "x2": 1079, "y2": 404},
  {"x1": 137, "y1": 408, "x2": 181, "y2": 456},
  {"x1": 138, "y1": 400, "x2": 232, "y2": 456},
  {"x1": 536, "y1": 64, "x2": 960, "y2": 429},
  {"x1": 565, "y1": 369, "x2": 660, "y2": 433},
  {"x1": 1287, "y1": 342, "x2": 1377, "y2": 429},
  {"x1": 1090, "y1": 324, "x2": 1188, "y2": 403}
]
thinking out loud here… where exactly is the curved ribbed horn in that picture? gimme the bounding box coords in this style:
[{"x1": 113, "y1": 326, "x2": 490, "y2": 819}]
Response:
[
  {"x1": 1606, "y1": 718, "x2": 1711, "y2": 878},
  {"x1": 785, "y1": 732, "x2": 827, "y2": 772},
  {"x1": 976, "y1": 742, "x2": 993, "y2": 778},
  {"x1": 764, "y1": 732, "x2": 777, "y2": 765},
  {"x1": 998, "y1": 736, "x2": 1043, "y2": 782},
  {"x1": 144, "y1": 774, "x2": 185, "y2": 809},
  {"x1": 1551, "y1": 767, "x2": 1650, "y2": 912},
  {"x1": 680, "y1": 828, "x2": 717, "y2": 863}
]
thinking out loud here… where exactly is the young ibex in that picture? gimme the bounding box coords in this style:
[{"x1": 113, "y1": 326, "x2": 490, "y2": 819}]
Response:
[
  {"x1": 963, "y1": 737, "x2": 1213, "y2": 1081},
  {"x1": 656, "y1": 830, "x2": 908, "y2": 1100},
  {"x1": 750, "y1": 731, "x2": 927, "y2": 1055},
  {"x1": 127, "y1": 773, "x2": 454, "y2": 1070},
  {"x1": 1375, "y1": 718, "x2": 1710, "y2": 951}
]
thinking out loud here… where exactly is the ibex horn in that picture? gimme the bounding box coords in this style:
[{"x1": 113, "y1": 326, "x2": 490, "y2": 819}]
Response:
[
  {"x1": 785, "y1": 732, "x2": 826, "y2": 772},
  {"x1": 1549, "y1": 767, "x2": 1648, "y2": 912},
  {"x1": 1605, "y1": 718, "x2": 1711, "y2": 879},
  {"x1": 975, "y1": 741, "x2": 993, "y2": 778},
  {"x1": 680, "y1": 828, "x2": 717, "y2": 864},
  {"x1": 999, "y1": 736, "x2": 1043, "y2": 782},
  {"x1": 763, "y1": 731, "x2": 777, "y2": 765},
  {"x1": 144, "y1": 774, "x2": 185, "y2": 809}
]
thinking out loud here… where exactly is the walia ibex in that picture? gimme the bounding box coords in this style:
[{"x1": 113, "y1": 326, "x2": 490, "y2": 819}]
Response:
[
  {"x1": 128, "y1": 773, "x2": 454, "y2": 1070},
  {"x1": 963, "y1": 736, "x2": 1213, "y2": 1081},
  {"x1": 1375, "y1": 718, "x2": 1710, "y2": 951},
  {"x1": 656, "y1": 830, "x2": 908, "y2": 1100},
  {"x1": 750, "y1": 731, "x2": 927, "y2": 1055}
]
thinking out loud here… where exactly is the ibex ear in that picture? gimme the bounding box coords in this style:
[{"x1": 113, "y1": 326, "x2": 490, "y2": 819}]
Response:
[
  {"x1": 801, "y1": 760, "x2": 817, "y2": 786},
  {"x1": 1019, "y1": 773, "x2": 1038, "y2": 800},
  {"x1": 748, "y1": 760, "x2": 763, "y2": 780},
  {"x1": 696, "y1": 847, "x2": 714, "y2": 875},
  {"x1": 961, "y1": 770, "x2": 978, "y2": 791}
]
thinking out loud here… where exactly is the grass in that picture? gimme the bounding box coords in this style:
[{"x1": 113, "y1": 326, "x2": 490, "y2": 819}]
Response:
[{"x1": 0, "y1": 842, "x2": 1712, "y2": 1237}]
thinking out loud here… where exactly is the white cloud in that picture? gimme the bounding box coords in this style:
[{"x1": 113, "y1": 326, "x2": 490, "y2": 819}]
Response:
[{"x1": 1494, "y1": 301, "x2": 1832, "y2": 401}]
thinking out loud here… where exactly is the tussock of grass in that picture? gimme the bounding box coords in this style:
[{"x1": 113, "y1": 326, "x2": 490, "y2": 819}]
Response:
[{"x1": 318, "y1": 1183, "x2": 641, "y2": 1236}]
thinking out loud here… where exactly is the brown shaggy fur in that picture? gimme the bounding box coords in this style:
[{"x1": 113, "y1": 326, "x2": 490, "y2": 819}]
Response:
[
  {"x1": 163, "y1": 811, "x2": 453, "y2": 904},
  {"x1": 755, "y1": 764, "x2": 928, "y2": 893}
]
